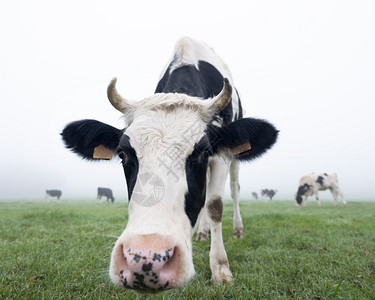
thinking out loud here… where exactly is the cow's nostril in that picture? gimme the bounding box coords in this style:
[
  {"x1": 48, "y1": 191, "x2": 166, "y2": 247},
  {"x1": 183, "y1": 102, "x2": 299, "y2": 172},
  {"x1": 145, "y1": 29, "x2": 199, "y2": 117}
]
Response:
[
  {"x1": 158, "y1": 246, "x2": 180, "y2": 277},
  {"x1": 116, "y1": 244, "x2": 129, "y2": 273}
]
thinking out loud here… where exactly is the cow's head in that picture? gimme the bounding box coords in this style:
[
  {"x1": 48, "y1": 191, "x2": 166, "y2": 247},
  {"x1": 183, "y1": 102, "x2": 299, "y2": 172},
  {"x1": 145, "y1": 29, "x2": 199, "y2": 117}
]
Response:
[
  {"x1": 61, "y1": 78, "x2": 278, "y2": 293},
  {"x1": 295, "y1": 183, "x2": 311, "y2": 206}
]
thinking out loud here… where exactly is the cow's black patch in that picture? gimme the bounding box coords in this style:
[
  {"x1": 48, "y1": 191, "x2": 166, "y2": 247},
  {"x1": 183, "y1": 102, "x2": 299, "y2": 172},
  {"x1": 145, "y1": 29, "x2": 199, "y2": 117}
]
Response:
[
  {"x1": 316, "y1": 176, "x2": 324, "y2": 186},
  {"x1": 61, "y1": 119, "x2": 123, "y2": 160},
  {"x1": 157, "y1": 64, "x2": 207, "y2": 97},
  {"x1": 152, "y1": 253, "x2": 161, "y2": 262},
  {"x1": 184, "y1": 136, "x2": 212, "y2": 227},
  {"x1": 198, "y1": 61, "x2": 233, "y2": 124},
  {"x1": 155, "y1": 60, "x2": 233, "y2": 125},
  {"x1": 142, "y1": 263, "x2": 153, "y2": 272},
  {"x1": 154, "y1": 63, "x2": 172, "y2": 94},
  {"x1": 133, "y1": 272, "x2": 147, "y2": 290},
  {"x1": 117, "y1": 135, "x2": 139, "y2": 200},
  {"x1": 324, "y1": 173, "x2": 328, "y2": 176},
  {"x1": 297, "y1": 183, "x2": 311, "y2": 195}
]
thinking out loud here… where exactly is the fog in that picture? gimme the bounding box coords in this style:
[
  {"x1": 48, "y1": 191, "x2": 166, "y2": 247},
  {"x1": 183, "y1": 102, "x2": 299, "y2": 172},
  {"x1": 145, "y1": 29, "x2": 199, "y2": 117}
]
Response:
[{"x1": 1, "y1": 0, "x2": 374, "y2": 201}]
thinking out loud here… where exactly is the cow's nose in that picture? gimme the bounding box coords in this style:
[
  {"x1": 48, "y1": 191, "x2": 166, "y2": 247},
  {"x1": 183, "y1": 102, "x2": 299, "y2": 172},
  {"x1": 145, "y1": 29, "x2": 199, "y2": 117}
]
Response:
[
  {"x1": 112, "y1": 235, "x2": 181, "y2": 292},
  {"x1": 122, "y1": 246, "x2": 175, "y2": 291}
]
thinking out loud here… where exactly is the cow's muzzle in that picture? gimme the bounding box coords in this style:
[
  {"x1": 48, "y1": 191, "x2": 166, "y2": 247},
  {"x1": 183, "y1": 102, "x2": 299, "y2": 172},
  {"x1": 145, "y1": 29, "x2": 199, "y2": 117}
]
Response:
[{"x1": 110, "y1": 234, "x2": 183, "y2": 293}]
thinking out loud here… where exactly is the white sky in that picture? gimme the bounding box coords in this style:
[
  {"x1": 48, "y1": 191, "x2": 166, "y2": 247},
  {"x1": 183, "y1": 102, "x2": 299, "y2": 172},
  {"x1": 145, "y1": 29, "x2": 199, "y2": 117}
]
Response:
[{"x1": 1, "y1": 0, "x2": 374, "y2": 201}]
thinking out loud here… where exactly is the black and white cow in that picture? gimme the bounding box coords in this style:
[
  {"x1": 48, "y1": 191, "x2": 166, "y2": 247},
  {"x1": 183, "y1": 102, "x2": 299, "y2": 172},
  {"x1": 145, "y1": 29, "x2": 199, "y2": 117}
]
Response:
[
  {"x1": 252, "y1": 192, "x2": 258, "y2": 200},
  {"x1": 261, "y1": 188, "x2": 277, "y2": 201},
  {"x1": 295, "y1": 173, "x2": 346, "y2": 206},
  {"x1": 61, "y1": 37, "x2": 278, "y2": 293},
  {"x1": 97, "y1": 187, "x2": 115, "y2": 203},
  {"x1": 45, "y1": 189, "x2": 62, "y2": 202}
]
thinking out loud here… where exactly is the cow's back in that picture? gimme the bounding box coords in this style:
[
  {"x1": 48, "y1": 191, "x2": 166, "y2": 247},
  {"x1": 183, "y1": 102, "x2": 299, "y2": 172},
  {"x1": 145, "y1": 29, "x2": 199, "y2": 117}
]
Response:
[
  {"x1": 320, "y1": 173, "x2": 339, "y2": 189},
  {"x1": 155, "y1": 37, "x2": 242, "y2": 125},
  {"x1": 299, "y1": 175, "x2": 316, "y2": 187}
]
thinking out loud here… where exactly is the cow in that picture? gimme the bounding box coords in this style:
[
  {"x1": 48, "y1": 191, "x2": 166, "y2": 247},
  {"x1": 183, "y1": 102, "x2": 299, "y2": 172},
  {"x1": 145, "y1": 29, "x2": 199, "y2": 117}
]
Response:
[
  {"x1": 45, "y1": 189, "x2": 62, "y2": 202},
  {"x1": 261, "y1": 188, "x2": 277, "y2": 202},
  {"x1": 61, "y1": 37, "x2": 278, "y2": 293},
  {"x1": 295, "y1": 173, "x2": 346, "y2": 207},
  {"x1": 252, "y1": 192, "x2": 258, "y2": 200},
  {"x1": 97, "y1": 187, "x2": 115, "y2": 203}
]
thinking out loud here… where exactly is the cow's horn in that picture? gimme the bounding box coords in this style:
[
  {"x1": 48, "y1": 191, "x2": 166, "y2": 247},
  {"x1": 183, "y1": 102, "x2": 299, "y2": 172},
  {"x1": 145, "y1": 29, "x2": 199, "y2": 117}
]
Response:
[
  {"x1": 208, "y1": 78, "x2": 232, "y2": 114},
  {"x1": 107, "y1": 77, "x2": 130, "y2": 113}
]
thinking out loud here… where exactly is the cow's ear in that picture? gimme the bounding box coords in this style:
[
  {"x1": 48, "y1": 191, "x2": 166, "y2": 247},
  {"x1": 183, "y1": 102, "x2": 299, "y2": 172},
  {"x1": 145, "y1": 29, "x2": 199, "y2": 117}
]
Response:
[
  {"x1": 208, "y1": 118, "x2": 278, "y2": 161},
  {"x1": 61, "y1": 119, "x2": 123, "y2": 160}
]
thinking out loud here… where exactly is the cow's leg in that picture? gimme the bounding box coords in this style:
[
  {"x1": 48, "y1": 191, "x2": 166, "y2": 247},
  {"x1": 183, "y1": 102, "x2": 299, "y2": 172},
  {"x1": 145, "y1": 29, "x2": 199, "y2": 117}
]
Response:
[
  {"x1": 303, "y1": 196, "x2": 308, "y2": 206},
  {"x1": 196, "y1": 207, "x2": 210, "y2": 241},
  {"x1": 196, "y1": 170, "x2": 211, "y2": 241},
  {"x1": 329, "y1": 188, "x2": 339, "y2": 206},
  {"x1": 45, "y1": 194, "x2": 49, "y2": 203},
  {"x1": 229, "y1": 160, "x2": 243, "y2": 238},
  {"x1": 336, "y1": 188, "x2": 346, "y2": 206},
  {"x1": 314, "y1": 191, "x2": 321, "y2": 206},
  {"x1": 206, "y1": 157, "x2": 232, "y2": 284}
]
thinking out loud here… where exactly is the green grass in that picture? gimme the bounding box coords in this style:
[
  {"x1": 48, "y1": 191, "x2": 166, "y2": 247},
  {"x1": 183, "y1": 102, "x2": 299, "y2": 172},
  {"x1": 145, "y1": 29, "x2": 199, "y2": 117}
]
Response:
[{"x1": 1, "y1": 200, "x2": 374, "y2": 299}]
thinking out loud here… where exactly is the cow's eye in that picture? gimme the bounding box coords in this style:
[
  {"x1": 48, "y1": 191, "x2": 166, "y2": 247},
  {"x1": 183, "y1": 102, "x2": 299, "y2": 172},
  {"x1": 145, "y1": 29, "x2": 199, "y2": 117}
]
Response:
[
  {"x1": 198, "y1": 150, "x2": 211, "y2": 162},
  {"x1": 117, "y1": 151, "x2": 125, "y2": 160},
  {"x1": 202, "y1": 151, "x2": 210, "y2": 159}
]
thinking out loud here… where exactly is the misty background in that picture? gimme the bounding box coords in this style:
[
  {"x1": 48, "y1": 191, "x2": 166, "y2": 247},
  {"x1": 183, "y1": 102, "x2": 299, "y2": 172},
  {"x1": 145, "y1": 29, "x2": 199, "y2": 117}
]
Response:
[{"x1": 1, "y1": 1, "x2": 374, "y2": 201}]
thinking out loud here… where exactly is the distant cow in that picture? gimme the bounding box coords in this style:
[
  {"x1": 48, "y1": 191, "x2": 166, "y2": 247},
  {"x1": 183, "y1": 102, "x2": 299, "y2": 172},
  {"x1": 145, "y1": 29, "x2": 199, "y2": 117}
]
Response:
[
  {"x1": 97, "y1": 187, "x2": 115, "y2": 203},
  {"x1": 45, "y1": 189, "x2": 62, "y2": 202},
  {"x1": 295, "y1": 173, "x2": 346, "y2": 206},
  {"x1": 261, "y1": 188, "x2": 277, "y2": 201},
  {"x1": 252, "y1": 192, "x2": 258, "y2": 200}
]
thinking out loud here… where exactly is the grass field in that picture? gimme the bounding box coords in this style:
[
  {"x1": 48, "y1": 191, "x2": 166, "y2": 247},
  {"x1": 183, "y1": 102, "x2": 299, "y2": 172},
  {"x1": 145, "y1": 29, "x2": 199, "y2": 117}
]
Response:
[{"x1": 0, "y1": 200, "x2": 374, "y2": 299}]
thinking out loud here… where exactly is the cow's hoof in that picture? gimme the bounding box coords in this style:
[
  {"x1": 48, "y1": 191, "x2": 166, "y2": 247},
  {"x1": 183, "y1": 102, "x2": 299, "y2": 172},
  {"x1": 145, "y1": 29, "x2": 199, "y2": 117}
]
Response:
[
  {"x1": 196, "y1": 231, "x2": 209, "y2": 241},
  {"x1": 211, "y1": 264, "x2": 233, "y2": 285},
  {"x1": 233, "y1": 228, "x2": 244, "y2": 239}
]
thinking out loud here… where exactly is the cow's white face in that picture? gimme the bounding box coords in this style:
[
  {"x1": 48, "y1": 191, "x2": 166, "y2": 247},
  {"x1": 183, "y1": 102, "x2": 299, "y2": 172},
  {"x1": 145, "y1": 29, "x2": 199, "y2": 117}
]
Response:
[{"x1": 109, "y1": 93, "x2": 213, "y2": 291}]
